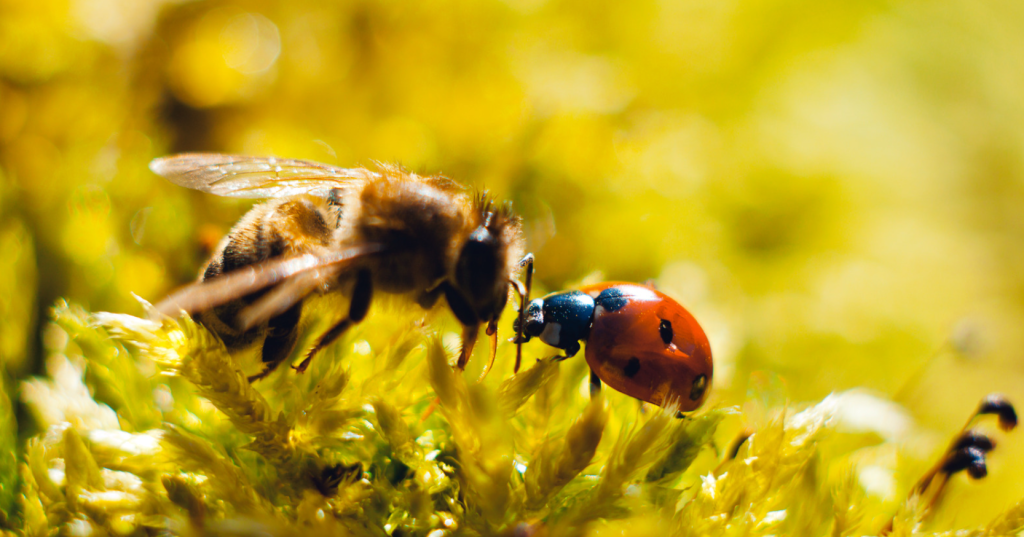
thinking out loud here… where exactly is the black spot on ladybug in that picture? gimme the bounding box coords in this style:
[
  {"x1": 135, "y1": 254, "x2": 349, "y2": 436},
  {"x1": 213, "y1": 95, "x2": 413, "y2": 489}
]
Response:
[
  {"x1": 690, "y1": 374, "x2": 707, "y2": 401},
  {"x1": 596, "y1": 287, "x2": 628, "y2": 312},
  {"x1": 624, "y1": 357, "x2": 641, "y2": 378},
  {"x1": 659, "y1": 319, "x2": 673, "y2": 345}
]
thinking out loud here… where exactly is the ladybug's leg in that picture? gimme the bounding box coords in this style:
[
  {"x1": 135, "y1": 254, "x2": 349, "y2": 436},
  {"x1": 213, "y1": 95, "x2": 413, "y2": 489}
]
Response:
[
  {"x1": 293, "y1": 269, "x2": 373, "y2": 373},
  {"x1": 589, "y1": 370, "x2": 602, "y2": 398},
  {"x1": 551, "y1": 340, "x2": 581, "y2": 362}
]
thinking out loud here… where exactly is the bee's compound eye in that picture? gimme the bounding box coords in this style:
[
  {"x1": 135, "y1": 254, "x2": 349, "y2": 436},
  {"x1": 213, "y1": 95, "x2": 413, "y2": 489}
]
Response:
[
  {"x1": 455, "y1": 226, "x2": 501, "y2": 314},
  {"x1": 690, "y1": 374, "x2": 708, "y2": 401}
]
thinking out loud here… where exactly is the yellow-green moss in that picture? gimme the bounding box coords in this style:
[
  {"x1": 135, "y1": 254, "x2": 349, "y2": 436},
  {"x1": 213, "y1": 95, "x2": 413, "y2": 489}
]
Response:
[{"x1": 1, "y1": 300, "x2": 1020, "y2": 536}]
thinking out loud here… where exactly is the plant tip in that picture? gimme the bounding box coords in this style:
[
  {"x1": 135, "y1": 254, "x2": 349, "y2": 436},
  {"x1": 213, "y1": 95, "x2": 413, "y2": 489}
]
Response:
[
  {"x1": 727, "y1": 428, "x2": 754, "y2": 461},
  {"x1": 953, "y1": 431, "x2": 995, "y2": 453},
  {"x1": 942, "y1": 446, "x2": 987, "y2": 479},
  {"x1": 312, "y1": 462, "x2": 364, "y2": 496},
  {"x1": 977, "y1": 394, "x2": 1017, "y2": 431}
]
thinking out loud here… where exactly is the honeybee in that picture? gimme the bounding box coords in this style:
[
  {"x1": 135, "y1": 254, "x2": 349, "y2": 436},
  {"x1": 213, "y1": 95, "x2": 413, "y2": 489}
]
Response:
[{"x1": 150, "y1": 154, "x2": 528, "y2": 381}]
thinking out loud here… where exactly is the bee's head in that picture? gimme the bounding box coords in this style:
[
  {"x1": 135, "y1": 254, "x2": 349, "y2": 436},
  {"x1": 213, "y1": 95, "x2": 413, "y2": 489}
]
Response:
[{"x1": 445, "y1": 195, "x2": 522, "y2": 326}]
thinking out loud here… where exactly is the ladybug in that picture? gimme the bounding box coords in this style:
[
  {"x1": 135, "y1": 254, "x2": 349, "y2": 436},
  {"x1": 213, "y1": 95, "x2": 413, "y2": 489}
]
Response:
[{"x1": 513, "y1": 282, "x2": 712, "y2": 411}]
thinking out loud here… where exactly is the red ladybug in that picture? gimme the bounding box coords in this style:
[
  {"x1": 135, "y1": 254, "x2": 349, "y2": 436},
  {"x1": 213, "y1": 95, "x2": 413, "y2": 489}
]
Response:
[{"x1": 514, "y1": 282, "x2": 712, "y2": 411}]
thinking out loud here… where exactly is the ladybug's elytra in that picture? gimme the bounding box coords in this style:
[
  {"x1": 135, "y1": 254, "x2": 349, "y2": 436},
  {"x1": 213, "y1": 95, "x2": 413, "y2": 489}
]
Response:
[{"x1": 514, "y1": 282, "x2": 712, "y2": 411}]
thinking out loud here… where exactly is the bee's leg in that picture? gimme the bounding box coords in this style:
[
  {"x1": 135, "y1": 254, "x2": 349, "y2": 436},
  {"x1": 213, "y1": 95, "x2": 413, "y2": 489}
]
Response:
[
  {"x1": 475, "y1": 319, "x2": 500, "y2": 382},
  {"x1": 589, "y1": 369, "x2": 602, "y2": 398},
  {"x1": 511, "y1": 253, "x2": 535, "y2": 373},
  {"x1": 440, "y1": 281, "x2": 481, "y2": 371},
  {"x1": 247, "y1": 368, "x2": 275, "y2": 383},
  {"x1": 248, "y1": 302, "x2": 303, "y2": 382},
  {"x1": 416, "y1": 285, "x2": 444, "y2": 309},
  {"x1": 294, "y1": 269, "x2": 373, "y2": 373},
  {"x1": 456, "y1": 323, "x2": 479, "y2": 370}
]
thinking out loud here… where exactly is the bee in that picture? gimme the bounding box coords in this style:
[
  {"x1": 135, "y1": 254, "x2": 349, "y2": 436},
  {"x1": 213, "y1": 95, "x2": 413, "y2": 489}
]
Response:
[{"x1": 150, "y1": 153, "x2": 528, "y2": 381}]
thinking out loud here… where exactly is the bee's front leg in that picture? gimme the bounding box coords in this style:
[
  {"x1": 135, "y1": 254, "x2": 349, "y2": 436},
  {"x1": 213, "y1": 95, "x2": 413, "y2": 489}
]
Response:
[
  {"x1": 438, "y1": 281, "x2": 481, "y2": 371},
  {"x1": 511, "y1": 253, "x2": 535, "y2": 373},
  {"x1": 456, "y1": 322, "x2": 479, "y2": 370}
]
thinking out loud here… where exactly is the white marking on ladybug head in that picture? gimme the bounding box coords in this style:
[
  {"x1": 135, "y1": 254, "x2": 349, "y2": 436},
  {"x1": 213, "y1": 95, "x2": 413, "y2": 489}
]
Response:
[{"x1": 540, "y1": 322, "x2": 562, "y2": 347}]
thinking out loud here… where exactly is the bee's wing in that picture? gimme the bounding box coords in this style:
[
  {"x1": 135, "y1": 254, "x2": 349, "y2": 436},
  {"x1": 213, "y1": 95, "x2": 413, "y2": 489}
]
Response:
[
  {"x1": 235, "y1": 267, "x2": 336, "y2": 330},
  {"x1": 152, "y1": 244, "x2": 381, "y2": 319},
  {"x1": 150, "y1": 153, "x2": 380, "y2": 199}
]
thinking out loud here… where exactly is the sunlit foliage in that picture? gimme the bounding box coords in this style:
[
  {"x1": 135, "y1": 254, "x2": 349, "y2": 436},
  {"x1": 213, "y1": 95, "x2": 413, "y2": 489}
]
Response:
[
  {"x1": 3, "y1": 0, "x2": 1024, "y2": 533},
  {"x1": 5, "y1": 302, "x2": 1021, "y2": 535}
]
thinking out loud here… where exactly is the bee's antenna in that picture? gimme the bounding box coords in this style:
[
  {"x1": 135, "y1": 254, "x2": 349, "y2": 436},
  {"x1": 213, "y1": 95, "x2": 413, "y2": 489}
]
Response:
[{"x1": 511, "y1": 253, "x2": 535, "y2": 373}]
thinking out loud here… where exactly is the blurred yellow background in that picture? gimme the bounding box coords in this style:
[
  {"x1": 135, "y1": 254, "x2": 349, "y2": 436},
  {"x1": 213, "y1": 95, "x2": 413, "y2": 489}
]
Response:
[{"x1": 1, "y1": 0, "x2": 1023, "y2": 525}]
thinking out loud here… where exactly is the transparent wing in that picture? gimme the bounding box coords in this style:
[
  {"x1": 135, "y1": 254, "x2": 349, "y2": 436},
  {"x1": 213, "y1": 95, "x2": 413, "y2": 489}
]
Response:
[
  {"x1": 149, "y1": 153, "x2": 380, "y2": 199},
  {"x1": 235, "y1": 267, "x2": 336, "y2": 330},
  {"x1": 152, "y1": 244, "x2": 381, "y2": 319}
]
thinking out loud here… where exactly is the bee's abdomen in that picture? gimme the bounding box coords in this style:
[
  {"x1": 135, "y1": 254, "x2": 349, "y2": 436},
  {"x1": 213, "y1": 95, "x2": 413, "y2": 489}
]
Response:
[
  {"x1": 195, "y1": 197, "x2": 335, "y2": 351},
  {"x1": 201, "y1": 196, "x2": 335, "y2": 282},
  {"x1": 201, "y1": 204, "x2": 272, "y2": 281}
]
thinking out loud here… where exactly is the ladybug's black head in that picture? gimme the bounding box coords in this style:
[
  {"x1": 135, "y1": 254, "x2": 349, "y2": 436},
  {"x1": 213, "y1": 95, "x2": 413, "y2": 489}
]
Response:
[
  {"x1": 515, "y1": 299, "x2": 546, "y2": 341},
  {"x1": 515, "y1": 291, "x2": 595, "y2": 352}
]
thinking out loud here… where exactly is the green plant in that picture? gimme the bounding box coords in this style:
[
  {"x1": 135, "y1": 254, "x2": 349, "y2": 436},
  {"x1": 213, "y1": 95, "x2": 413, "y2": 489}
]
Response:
[{"x1": 4, "y1": 300, "x2": 1024, "y2": 536}]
